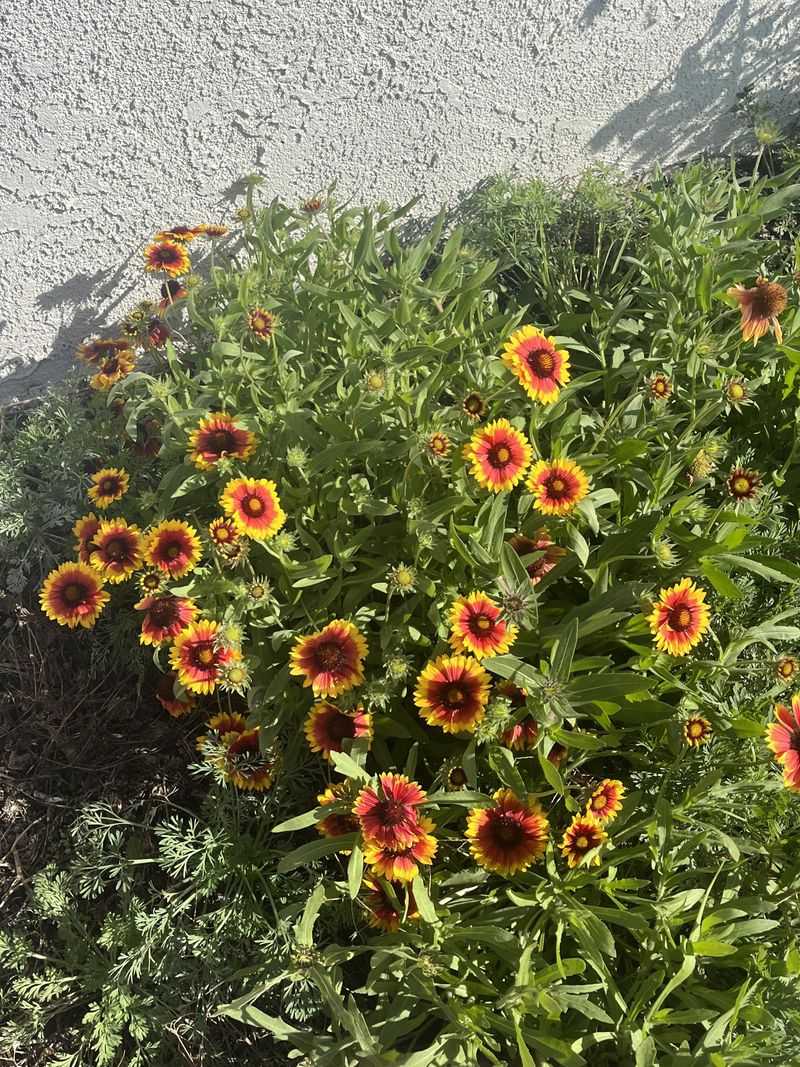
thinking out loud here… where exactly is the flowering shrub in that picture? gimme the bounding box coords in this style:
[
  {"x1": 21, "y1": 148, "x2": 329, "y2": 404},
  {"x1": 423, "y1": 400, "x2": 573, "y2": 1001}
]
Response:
[{"x1": 35, "y1": 171, "x2": 800, "y2": 1063}]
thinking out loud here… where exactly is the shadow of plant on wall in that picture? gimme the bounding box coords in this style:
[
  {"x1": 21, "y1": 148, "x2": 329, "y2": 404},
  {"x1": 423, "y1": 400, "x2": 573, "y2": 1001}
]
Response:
[{"x1": 590, "y1": 0, "x2": 800, "y2": 168}]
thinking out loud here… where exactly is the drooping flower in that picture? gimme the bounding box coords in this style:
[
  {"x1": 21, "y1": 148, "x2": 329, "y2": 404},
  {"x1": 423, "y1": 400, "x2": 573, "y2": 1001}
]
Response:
[
  {"x1": 76, "y1": 337, "x2": 131, "y2": 367},
  {"x1": 169, "y1": 619, "x2": 240, "y2": 694},
  {"x1": 143, "y1": 239, "x2": 191, "y2": 276},
  {"x1": 196, "y1": 712, "x2": 248, "y2": 756},
  {"x1": 728, "y1": 277, "x2": 788, "y2": 345},
  {"x1": 154, "y1": 225, "x2": 201, "y2": 243},
  {"x1": 502, "y1": 717, "x2": 540, "y2": 752},
  {"x1": 585, "y1": 779, "x2": 625, "y2": 823},
  {"x1": 316, "y1": 783, "x2": 360, "y2": 841},
  {"x1": 87, "y1": 519, "x2": 143, "y2": 583},
  {"x1": 648, "y1": 578, "x2": 710, "y2": 656},
  {"x1": 147, "y1": 318, "x2": 170, "y2": 348},
  {"x1": 301, "y1": 196, "x2": 324, "y2": 215},
  {"x1": 766, "y1": 696, "x2": 800, "y2": 792},
  {"x1": 446, "y1": 765, "x2": 469, "y2": 790},
  {"x1": 427, "y1": 431, "x2": 451, "y2": 458},
  {"x1": 220, "y1": 478, "x2": 286, "y2": 541},
  {"x1": 363, "y1": 816, "x2": 438, "y2": 882},
  {"x1": 195, "y1": 223, "x2": 230, "y2": 238},
  {"x1": 87, "y1": 468, "x2": 129, "y2": 509},
  {"x1": 364, "y1": 369, "x2": 386, "y2": 393},
  {"x1": 449, "y1": 591, "x2": 518, "y2": 659},
  {"x1": 89, "y1": 346, "x2": 136, "y2": 391},
  {"x1": 725, "y1": 378, "x2": 750, "y2": 410},
  {"x1": 649, "y1": 373, "x2": 672, "y2": 400},
  {"x1": 353, "y1": 773, "x2": 427, "y2": 849},
  {"x1": 188, "y1": 412, "x2": 256, "y2": 470},
  {"x1": 387, "y1": 563, "x2": 417, "y2": 596},
  {"x1": 362, "y1": 878, "x2": 419, "y2": 932},
  {"x1": 40, "y1": 562, "x2": 110, "y2": 629},
  {"x1": 510, "y1": 529, "x2": 566, "y2": 585},
  {"x1": 462, "y1": 392, "x2": 486, "y2": 419},
  {"x1": 247, "y1": 307, "x2": 277, "y2": 340},
  {"x1": 224, "y1": 727, "x2": 274, "y2": 791},
  {"x1": 159, "y1": 278, "x2": 188, "y2": 311},
  {"x1": 304, "y1": 702, "x2": 373, "y2": 760},
  {"x1": 156, "y1": 671, "x2": 196, "y2": 718},
  {"x1": 208, "y1": 516, "x2": 240, "y2": 549},
  {"x1": 290, "y1": 619, "x2": 367, "y2": 698},
  {"x1": 683, "y1": 715, "x2": 712, "y2": 747},
  {"x1": 73, "y1": 513, "x2": 101, "y2": 563},
  {"x1": 560, "y1": 814, "x2": 607, "y2": 868},
  {"x1": 776, "y1": 656, "x2": 800, "y2": 684},
  {"x1": 526, "y1": 459, "x2": 590, "y2": 516},
  {"x1": 144, "y1": 520, "x2": 202, "y2": 578},
  {"x1": 414, "y1": 654, "x2": 491, "y2": 734},
  {"x1": 726, "y1": 466, "x2": 762, "y2": 502},
  {"x1": 136, "y1": 594, "x2": 197, "y2": 646},
  {"x1": 502, "y1": 326, "x2": 570, "y2": 404},
  {"x1": 465, "y1": 789, "x2": 549, "y2": 876},
  {"x1": 464, "y1": 419, "x2": 532, "y2": 493}
]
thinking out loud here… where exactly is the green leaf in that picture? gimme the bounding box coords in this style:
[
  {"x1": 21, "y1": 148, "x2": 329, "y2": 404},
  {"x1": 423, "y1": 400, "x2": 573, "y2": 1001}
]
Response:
[
  {"x1": 411, "y1": 875, "x2": 437, "y2": 923},
  {"x1": 277, "y1": 834, "x2": 357, "y2": 873},
  {"x1": 329, "y1": 750, "x2": 370, "y2": 781},
  {"x1": 689, "y1": 940, "x2": 738, "y2": 957},
  {"x1": 272, "y1": 808, "x2": 321, "y2": 833},
  {"x1": 488, "y1": 746, "x2": 527, "y2": 796},
  {"x1": 566, "y1": 674, "x2": 650, "y2": 705},
  {"x1": 347, "y1": 845, "x2": 364, "y2": 900},
  {"x1": 552, "y1": 618, "x2": 579, "y2": 681},
  {"x1": 296, "y1": 882, "x2": 326, "y2": 946}
]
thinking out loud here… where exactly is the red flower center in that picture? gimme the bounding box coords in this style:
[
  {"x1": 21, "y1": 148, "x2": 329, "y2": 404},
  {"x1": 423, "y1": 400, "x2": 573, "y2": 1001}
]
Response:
[
  {"x1": 157, "y1": 247, "x2": 180, "y2": 266},
  {"x1": 527, "y1": 349, "x2": 554, "y2": 376},
  {"x1": 316, "y1": 642, "x2": 347, "y2": 671},
  {"x1": 445, "y1": 686, "x2": 465, "y2": 707},
  {"x1": 789, "y1": 730, "x2": 800, "y2": 752},
  {"x1": 242, "y1": 494, "x2": 264, "y2": 517},
  {"x1": 105, "y1": 537, "x2": 128, "y2": 561},
  {"x1": 591, "y1": 795, "x2": 606, "y2": 810},
  {"x1": 492, "y1": 815, "x2": 524, "y2": 847},
  {"x1": 215, "y1": 527, "x2": 230, "y2": 541},
  {"x1": 210, "y1": 430, "x2": 236, "y2": 453},
  {"x1": 449, "y1": 768, "x2": 467, "y2": 787},
  {"x1": 469, "y1": 614, "x2": 494, "y2": 635},
  {"x1": 63, "y1": 583, "x2": 84, "y2": 603},
  {"x1": 488, "y1": 444, "x2": 512, "y2": 469},
  {"x1": 375, "y1": 798, "x2": 410, "y2": 826},
  {"x1": 575, "y1": 834, "x2": 590, "y2": 849},
  {"x1": 326, "y1": 712, "x2": 356, "y2": 742},
  {"x1": 100, "y1": 479, "x2": 118, "y2": 496},
  {"x1": 148, "y1": 598, "x2": 177, "y2": 626},
  {"x1": 669, "y1": 605, "x2": 693, "y2": 631},
  {"x1": 166, "y1": 543, "x2": 182, "y2": 559}
]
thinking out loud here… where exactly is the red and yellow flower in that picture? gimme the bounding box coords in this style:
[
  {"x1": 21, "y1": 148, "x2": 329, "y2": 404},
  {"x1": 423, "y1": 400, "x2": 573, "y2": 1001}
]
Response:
[
  {"x1": 89, "y1": 347, "x2": 136, "y2": 391},
  {"x1": 290, "y1": 619, "x2": 367, "y2": 698},
  {"x1": 73, "y1": 513, "x2": 101, "y2": 563},
  {"x1": 87, "y1": 468, "x2": 129, "y2": 509},
  {"x1": 464, "y1": 419, "x2": 531, "y2": 493},
  {"x1": 776, "y1": 656, "x2": 800, "y2": 684},
  {"x1": 362, "y1": 878, "x2": 419, "y2": 933},
  {"x1": 247, "y1": 307, "x2": 277, "y2": 340},
  {"x1": 502, "y1": 717, "x2": 540, "y2": 752},
  {"x1": 427, "y1": 431, "x2": 451, "y2": 458},
  {"x1": 208, "y1": 516, "x2": 240, "y2": 548},
  {"x1": 144, "y1": 520, "x2": 202, "y2": 578},
  {"x1": 87, "y1": 519, "x2": 143, "y2": 583},
  {"x1": 363, "y1": 816, "x2": 438, "y2": 882},
  {"x1": 304, "y1": 702, "x2": 373, "y2": 760},
  {"x1": 159, "y1": 279, "x2": 188, "y2": 311},
  {"x1": 224, "y1": 727, "x2": 274, "y2": 791},
  {"x1": 188, "y1": 413, "x2": 256, "y2": 470},
  {"x1": 502, "y1": 326, "x2": 570, "y2": 404},
  {"x1": 462, "y1": 392, "x2": 486, "y2": 419},
  {"x1": 196, "y1": 712, "x2": 248, "y2": 756},
  {"x1": 196, "y1": 223, "x2": 229, "y2": 238},
  {"x1": 560, "y1": 813, "x2": 607, "y2": 868},
  {"x1": 726, "y1": 467, "x2": 761, "y2": 502},
  {"x1": 40, "y1": 562, "x2": 109, "y2": 629},
  {"x1": 683, "y1": 715, "x2": 713, "y2": 747},
  {"x1": 510, "y1": 529, "x2": 566, "y2": 584},
  {"x1": 136, "y1": 594, "x2": 197, "y2": 646},
  {"x1": 648, "y1": 578, "x2": 710, "y2": 656},
  {"x1": 316, "y1": 784, "x2": 360, "y2": 842},
  {"x1": 414, "y1": 654, "x2": 491, "y2": 734},
  {"x1": 728, "y1": 277, "x2": 788, "y2": 345},
  {"x1": 169, "y1": 620, "x2": 240, "y2": 694},
  {"x1": 526, "y1": 459, "x2": 590, "y2": 516},
  {"x1": 154, "y1": 225, "x2": 201, "y2": 243},
  {"x1": 449, "y1": 591, "x2": 518, "y2": 659},
  {"x1": 466, "y1": 789, "x2": 549, "y2": 876},
  {"x1": 648, "y1": 373, "x2": 672, "y2": 400},
  {"x1": 220, "y1": 478, "x2": 285, "y2": 541},
  {"x1": 156, "y1": 671, "x2": 196, "y2": 718},
  {"x1": 143, "y1": 239, "x2": 191, "y2": 276},
  {"x1": 353, "y1": 773, "x2": 427, "y2": 849},
  {"x1": 585, "y1": 779, "x2": 625, "y2": 823},
  {"x1": 766, "y1": 695, "x2": 800, "y2": 792}
]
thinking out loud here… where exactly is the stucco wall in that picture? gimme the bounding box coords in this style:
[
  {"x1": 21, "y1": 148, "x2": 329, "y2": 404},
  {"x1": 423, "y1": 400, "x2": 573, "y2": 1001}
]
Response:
[{"x1": 1, "y1": 0, "x2": 797, "y2": 400}]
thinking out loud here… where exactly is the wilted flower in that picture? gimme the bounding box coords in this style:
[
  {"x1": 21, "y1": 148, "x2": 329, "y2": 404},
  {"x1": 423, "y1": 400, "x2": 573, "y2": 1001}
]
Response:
[
  {"x1": 386, "y1": 653, "x2": 412, "y2": 682},
  {"x1": 272, "y1": 530, "x2": 298, "y2": 554},
  {"x1": 728, "y1": 277, "x2": 788, "y2": 345},
  {"x1": 219, "y1": 661, "x2": 252, "y2": 696},
  {"x1": 652, "y1": 537, "x2": 678, "y2": 568},
  {"x1": 388, "y1": 563, "x2": 417, "y2": 596},
  {"x1": 364, "y1": 369, "x2": 386, "y2": 393},
  {"x1": 724, "y1": 378, "x2": 751, "y2": 410},
  {"x1": 776, "y1": 656, "x2": 800, "y2": 685},
  {"x1": 286, "y1": 446, "x2": 309, "y2": 470}
]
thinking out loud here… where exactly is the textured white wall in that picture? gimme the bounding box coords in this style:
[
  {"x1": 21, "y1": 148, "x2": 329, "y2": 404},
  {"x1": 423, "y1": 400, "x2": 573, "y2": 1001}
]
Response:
[{"x1": 1, "y1": 0, "x2": 797, "y2": 400}]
